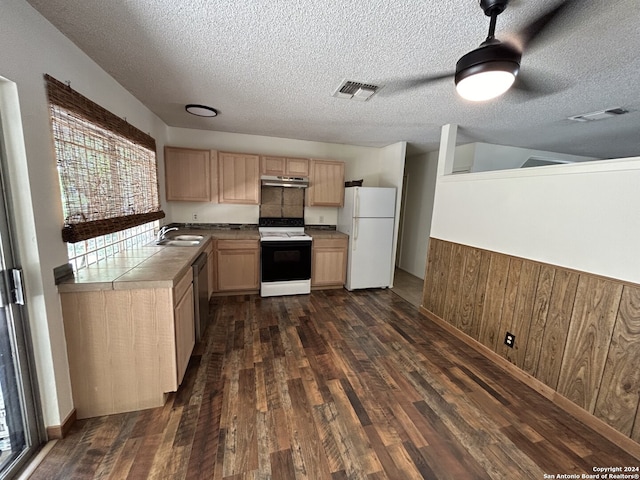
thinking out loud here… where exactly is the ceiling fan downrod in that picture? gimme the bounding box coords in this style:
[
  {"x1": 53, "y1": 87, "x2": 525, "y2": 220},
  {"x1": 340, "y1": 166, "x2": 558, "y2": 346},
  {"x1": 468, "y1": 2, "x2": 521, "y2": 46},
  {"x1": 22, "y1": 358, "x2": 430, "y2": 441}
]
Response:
[{"x1": 480, "y1": 0, "x2": 509, "y2": 43}]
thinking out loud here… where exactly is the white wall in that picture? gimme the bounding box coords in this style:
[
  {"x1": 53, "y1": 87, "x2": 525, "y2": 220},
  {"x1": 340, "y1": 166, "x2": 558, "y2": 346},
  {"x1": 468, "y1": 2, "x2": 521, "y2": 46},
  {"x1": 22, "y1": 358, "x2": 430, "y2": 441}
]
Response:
[
  {"x1": 397, "y1": 150, "x2": 439, "y2": 278},
  {"x1": 456, "y1": 142, "x2": 597, "y2": 173},
  {"x1": 432, "y1": 129, "x2": 640, "y2": 284},
  {"x1": 0, "y1": 0, "x2": 169, "y2": 427},
  {"x1": 165, "y1": 128, "x2": 403, "y2": 226}
]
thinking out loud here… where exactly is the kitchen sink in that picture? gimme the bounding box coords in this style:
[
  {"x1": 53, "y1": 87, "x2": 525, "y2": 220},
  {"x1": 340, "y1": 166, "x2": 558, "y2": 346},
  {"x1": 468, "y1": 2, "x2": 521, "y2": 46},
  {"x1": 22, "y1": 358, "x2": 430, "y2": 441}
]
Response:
[
  {"x1": 156, "y1": 239, "x2": 201, "y2": 246},
  {"x1": 173, "y1": 235, "x2": 204, "y2": 241}
]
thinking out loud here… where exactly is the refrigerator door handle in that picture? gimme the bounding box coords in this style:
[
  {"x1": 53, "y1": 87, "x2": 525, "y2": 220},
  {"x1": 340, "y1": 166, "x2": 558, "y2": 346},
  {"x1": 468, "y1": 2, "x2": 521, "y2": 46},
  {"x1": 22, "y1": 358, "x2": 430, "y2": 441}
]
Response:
[
  {"x1": 355, "y1": 189, "x2": 360, "y2": 218},
  {"x1": 353, "y1": 218, "x2": 359, "y2": 250}
]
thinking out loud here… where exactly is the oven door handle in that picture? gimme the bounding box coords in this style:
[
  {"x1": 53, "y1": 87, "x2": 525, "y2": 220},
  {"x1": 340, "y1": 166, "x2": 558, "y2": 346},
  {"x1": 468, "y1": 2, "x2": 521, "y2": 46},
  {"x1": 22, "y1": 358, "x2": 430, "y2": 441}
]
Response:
[{"x1": 261, "y1": 240, "x2": 312, "y2": 248}]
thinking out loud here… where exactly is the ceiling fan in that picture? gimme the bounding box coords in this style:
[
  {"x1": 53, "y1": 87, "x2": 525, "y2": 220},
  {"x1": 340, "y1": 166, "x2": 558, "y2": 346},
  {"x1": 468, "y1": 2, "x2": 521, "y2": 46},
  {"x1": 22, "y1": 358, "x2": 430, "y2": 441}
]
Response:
[{"x1": 396, "y1": 0, "x2": 575, "y2": 101}]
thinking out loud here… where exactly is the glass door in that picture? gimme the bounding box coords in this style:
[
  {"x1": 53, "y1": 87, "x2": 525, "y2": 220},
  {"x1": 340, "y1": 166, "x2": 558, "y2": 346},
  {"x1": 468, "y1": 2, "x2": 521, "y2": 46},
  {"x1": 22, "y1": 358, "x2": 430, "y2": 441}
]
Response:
[{"x1": 0, "y1": 116, "x2": 43, "y2": 478}]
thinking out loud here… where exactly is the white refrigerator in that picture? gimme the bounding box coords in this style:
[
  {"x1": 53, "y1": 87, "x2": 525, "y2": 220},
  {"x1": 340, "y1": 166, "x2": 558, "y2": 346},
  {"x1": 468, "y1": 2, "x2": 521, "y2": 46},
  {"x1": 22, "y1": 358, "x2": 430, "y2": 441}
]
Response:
[{"x1": 337, "y1": 187, "x2": 396, "y2": 290}]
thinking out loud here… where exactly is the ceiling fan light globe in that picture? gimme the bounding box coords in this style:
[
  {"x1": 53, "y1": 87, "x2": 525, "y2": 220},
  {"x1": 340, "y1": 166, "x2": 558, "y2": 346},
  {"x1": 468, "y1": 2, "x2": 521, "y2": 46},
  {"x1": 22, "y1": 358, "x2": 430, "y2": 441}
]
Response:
[{"x1": 456, "y1": 70, "x2": 516, "y2": 101}]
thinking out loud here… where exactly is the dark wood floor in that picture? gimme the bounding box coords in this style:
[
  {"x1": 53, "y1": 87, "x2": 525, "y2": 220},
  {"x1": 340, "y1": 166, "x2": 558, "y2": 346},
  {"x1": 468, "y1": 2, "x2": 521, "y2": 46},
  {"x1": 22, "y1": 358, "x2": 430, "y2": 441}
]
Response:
[{"x1": 30, "y1": 289, "x2": 639, "y2": 479}]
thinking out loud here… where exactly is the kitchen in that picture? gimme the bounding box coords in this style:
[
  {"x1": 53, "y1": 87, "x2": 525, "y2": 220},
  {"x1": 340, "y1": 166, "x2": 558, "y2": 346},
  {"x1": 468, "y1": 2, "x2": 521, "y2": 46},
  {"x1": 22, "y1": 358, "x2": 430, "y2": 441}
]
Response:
[{"x1": 2, "y1": 0, "x2": 640, "y2": 478}]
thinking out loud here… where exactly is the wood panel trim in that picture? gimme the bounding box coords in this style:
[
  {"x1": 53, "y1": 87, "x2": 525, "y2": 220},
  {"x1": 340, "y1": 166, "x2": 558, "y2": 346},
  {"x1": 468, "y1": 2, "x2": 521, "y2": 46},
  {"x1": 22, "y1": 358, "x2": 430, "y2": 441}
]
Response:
[
  {"x1": 419, "y1": 306, "x2": 640, "y2": 459},
  {"x1": 46, "y1": 408, "x2": 76, "y2": 440},
  {"x1": 431, "y1": 237, "x2": 640, "y2": 289}
]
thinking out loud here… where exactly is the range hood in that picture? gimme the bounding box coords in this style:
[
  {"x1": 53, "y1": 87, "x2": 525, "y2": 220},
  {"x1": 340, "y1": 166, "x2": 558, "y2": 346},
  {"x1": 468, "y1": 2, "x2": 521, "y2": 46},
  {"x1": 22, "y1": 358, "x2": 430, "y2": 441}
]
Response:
[{"x1": 261, "y1": 175, "x2": 309, "y2": 188}]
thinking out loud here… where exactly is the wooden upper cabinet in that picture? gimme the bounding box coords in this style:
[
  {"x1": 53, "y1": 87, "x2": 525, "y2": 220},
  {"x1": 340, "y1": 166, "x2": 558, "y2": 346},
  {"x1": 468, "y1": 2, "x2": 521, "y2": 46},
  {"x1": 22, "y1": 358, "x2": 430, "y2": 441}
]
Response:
[
  {"x1": 164, "y1": 147, "x2": 211, "y2": 202},
  {"x1": 261, "y1": 156, "x2": 310, "y2": 177},
  {"x1": 164, "y1": 147, "x2": 218, "y2": 202},
  {"x1": 218, "y1": 152, "x2": 260, "y2": 204},
  {"x1": 307, "y1": 159, "x2": 345, "y2": 207}
]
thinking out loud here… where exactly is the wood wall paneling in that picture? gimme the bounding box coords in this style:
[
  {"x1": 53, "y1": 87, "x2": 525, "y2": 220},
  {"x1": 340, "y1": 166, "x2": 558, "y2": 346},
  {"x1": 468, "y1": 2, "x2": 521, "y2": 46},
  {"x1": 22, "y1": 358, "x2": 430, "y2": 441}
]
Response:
[
  {"x1": 556, "y1": 276, "x2": 623, "y2": 413},
  {"x1": 522, "y1": 265, "x2": 555, "y2": 376},
  {"x1": 422, "y1": 238, "x2": 640, "y2": 442},
  {"x1": 422, "y1": 239, "x2": 438, "y2": 312},
  {"x1": 534, "y1": 269, "x2": 579, "y2": 390},
  {"x1": 443, "y1": 243, "x2": 466, "y2": 330},
  {"x1": 496, "y1": 258, "x2": 523, "y2": 356},
  {"x1": 433, "y1": 240, "x2": 452, "y2": 318},
  {"x1": 470, "y1": 251, "x2": 491, "y2": 341},
  {"x1": 457, "y1": 246, "x2": 483, "y2": 337},
  {"x1": 501, "y1": 260, "x2": 541, "y2": 368},
  {"x1": 478, "y1": 253, "x2": 510, "y2": 350},
  {"x1": 594, "y1": 286, "x2": 640, "y2": 437}
]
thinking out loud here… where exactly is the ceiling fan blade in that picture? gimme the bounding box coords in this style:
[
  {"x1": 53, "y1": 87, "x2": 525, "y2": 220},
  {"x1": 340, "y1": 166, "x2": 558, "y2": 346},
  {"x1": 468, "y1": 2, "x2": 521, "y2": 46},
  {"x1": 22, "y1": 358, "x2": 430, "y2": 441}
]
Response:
[
  {"x1": 381, "y1": 72, "x2": 454, "y2": 95},
  {"x1": 517, "y1": 0, "x2": 576, "y2": 50},
  {"x1": 510, "y1": 69, "x2": 569, "y2": 100}
]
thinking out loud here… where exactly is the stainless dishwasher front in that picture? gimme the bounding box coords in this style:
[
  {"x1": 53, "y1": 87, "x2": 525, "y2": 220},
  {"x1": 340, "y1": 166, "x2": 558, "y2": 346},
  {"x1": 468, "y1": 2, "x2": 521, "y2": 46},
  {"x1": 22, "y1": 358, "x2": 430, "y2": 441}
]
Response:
[{"x1": 192, "y1": 252, "x2": 209, "y2": 342}]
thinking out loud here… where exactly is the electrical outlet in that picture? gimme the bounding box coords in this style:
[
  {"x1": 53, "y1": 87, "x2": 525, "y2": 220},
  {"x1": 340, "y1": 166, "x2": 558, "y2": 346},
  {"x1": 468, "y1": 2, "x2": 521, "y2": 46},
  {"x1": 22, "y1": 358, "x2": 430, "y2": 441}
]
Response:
[
  {"x1": 192, "y1": 213, "x2": 198, "y2": 221},
  {"x1": 504, "y1": 332, "x2": 515, "y2": 348},
  {"x1": 319, "y1": 215, "x2": 324, "y2": 223}
]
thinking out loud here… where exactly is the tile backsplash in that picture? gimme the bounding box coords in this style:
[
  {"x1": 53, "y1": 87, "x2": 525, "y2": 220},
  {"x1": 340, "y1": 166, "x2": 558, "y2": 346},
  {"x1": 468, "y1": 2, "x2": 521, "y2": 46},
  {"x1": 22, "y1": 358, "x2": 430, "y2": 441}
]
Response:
[{"x1": 260, "y1": 186, "x2": 304, "y2": 218}]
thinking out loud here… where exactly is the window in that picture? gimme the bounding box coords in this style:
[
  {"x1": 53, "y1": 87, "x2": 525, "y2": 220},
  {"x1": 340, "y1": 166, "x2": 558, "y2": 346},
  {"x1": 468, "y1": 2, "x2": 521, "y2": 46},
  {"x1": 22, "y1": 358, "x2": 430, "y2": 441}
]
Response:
[
  {"x1": 45, "y1": 74, "x2": 164, "y2": 245},
  {"x1": 66, "y1": 220, "x2": 158, "y2": 271}
]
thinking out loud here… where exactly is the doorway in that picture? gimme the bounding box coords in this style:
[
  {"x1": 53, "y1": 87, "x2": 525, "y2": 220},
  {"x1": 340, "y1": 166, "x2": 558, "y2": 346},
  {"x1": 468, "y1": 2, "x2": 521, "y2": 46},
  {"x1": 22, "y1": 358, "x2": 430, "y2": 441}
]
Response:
[{"x1": 0, "y1": 104, "x2": 44, "y2": 477}]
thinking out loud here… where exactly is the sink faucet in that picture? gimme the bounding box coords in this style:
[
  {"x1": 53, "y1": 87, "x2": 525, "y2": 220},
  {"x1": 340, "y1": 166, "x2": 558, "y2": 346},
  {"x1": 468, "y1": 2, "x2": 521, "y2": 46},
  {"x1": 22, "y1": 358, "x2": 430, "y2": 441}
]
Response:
[{"x1": 156, "y1": 225, "x2": 178, "y2": 242}]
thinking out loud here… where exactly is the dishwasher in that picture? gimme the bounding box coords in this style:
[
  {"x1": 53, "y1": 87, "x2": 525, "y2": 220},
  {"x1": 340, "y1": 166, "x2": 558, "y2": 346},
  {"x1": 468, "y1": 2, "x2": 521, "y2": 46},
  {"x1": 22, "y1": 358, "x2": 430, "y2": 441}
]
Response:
[{"x1": 192, "y1": 252, "x2": 209, "y2": 342}]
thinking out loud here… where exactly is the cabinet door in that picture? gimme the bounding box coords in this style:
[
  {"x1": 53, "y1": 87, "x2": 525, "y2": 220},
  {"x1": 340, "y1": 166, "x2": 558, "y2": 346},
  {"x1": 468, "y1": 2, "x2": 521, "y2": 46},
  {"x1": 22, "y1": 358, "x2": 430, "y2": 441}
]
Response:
[
  {"x1": 307, "y1": 160, "x2": 345, "y2": 206},
  {"x1": 261, "y1": 156, "x2": 309, "y2": 177},
  {"x1": 312, "y1": 238, "x2": 347, "y2": 287},
  {"x1": 165, "y1": 147, "x2": 211, "y2": 201},
  {"x1": 218, "y1": 152, "x2": 260, "y2": 204},
  {"x1": 216, "y1": 241, "x2": 260, "y2": 291},
  {"x1": 174, "y1": 283, "x2": 195, "y2": 385},
  {"x1": 285, "y1": 158, "x2": 310, "y2": 176},
  {"x1": 261, "y1": 156, "x2": 286, "y2": 175}
]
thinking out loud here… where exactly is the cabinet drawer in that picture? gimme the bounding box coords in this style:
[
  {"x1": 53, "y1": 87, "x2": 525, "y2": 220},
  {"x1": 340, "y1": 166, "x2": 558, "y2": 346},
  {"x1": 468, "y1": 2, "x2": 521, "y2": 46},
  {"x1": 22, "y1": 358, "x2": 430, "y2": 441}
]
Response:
[
  {"x1": 217, "y1": 239, "x2": 259, "y2": 250},
  {"x1": 313, "y1": 237, "x2": 347, "y2": 249},
  {"x1": 174, "y1": 268, "x2": 193, "y2": 302}
]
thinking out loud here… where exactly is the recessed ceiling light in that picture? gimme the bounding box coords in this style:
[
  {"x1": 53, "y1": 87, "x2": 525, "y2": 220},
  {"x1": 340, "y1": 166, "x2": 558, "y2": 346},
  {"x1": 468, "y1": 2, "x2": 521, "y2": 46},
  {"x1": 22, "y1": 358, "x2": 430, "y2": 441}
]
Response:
[{"x1": 185, "y1": 104, "x2": 218, "y2": 117}]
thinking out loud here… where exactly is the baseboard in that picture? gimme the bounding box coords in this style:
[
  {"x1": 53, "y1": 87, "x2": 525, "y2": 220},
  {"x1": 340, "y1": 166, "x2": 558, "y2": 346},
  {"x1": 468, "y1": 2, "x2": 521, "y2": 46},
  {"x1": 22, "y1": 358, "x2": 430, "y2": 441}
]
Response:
[
  {"x1": 419, "y1": 306, "x2": 640, "y2": 460},
  {"x1": 45, "y1": 408, "x2": 76, "y2": 440}
]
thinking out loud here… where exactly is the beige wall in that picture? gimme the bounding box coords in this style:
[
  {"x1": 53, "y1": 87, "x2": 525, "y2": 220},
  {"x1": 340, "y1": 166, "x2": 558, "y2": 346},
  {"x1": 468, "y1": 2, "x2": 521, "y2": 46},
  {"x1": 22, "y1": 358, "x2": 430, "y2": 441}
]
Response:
[{"x1": 0, "y1": 0, "x2": 168, "y2": 427}]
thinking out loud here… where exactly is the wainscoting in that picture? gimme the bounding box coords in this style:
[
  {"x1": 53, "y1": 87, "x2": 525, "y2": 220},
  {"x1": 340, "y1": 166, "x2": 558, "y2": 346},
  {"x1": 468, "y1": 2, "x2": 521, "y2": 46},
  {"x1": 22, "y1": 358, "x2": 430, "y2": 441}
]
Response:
[{"x1": 422, "y1": 238, "x2": 640, "y2": 443}]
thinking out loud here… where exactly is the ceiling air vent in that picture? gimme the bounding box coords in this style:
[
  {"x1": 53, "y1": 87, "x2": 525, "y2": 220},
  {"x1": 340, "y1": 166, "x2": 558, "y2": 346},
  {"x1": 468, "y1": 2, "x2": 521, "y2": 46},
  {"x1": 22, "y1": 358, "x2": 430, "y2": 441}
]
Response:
[
  {"x1": 568, "y1": 107, "x2": 629, "y2": 122},
  {"x1": 333, "y1": 80, "x2": 381, "y2": 101}
]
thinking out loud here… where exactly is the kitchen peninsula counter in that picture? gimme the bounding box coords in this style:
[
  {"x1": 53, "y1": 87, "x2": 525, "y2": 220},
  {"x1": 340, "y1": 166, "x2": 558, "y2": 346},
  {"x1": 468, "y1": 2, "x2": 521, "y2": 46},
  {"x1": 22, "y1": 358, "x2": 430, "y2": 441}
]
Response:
[{"x1": 57, "y1": 228, "x2": 260, "y2": 293}]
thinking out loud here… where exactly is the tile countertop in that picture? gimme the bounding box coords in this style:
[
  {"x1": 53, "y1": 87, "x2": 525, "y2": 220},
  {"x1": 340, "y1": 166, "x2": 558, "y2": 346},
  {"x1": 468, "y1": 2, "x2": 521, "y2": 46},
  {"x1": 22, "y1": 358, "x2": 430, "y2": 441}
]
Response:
[
  {"x1": 57, "y1": 225, "x2": 261, "y2": 293},
  {"x1": 57, "y1": 240, "x2": 211, "y2": 293},
  {"x1": 305, "y1": 229, "x2": 348, "y2": 239},
  {"x1": 57, "y1": 228, "x2": 346, "y2": 293}
]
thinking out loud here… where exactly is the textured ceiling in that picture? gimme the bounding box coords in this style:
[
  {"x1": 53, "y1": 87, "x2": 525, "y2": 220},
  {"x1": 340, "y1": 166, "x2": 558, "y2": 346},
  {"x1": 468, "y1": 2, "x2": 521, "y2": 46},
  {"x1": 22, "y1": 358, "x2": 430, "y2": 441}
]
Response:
[{"x1": 26, "y1": 0, "x2": 640, "y2": 159}]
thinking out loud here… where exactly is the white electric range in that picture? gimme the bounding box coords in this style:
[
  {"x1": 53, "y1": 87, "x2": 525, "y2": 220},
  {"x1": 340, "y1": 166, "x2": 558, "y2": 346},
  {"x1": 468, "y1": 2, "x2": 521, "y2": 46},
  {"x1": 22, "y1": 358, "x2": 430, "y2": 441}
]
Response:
[{"x1": 258, "y1": 218, "x2": 312, "y2": 297}]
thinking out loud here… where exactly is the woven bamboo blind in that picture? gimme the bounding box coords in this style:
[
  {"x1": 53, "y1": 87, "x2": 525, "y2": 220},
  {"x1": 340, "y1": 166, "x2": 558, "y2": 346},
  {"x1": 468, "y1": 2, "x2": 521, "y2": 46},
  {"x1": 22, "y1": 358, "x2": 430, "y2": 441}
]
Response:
[{"x1": 45, "y1": 75, "x2": 164, "y2": 242}]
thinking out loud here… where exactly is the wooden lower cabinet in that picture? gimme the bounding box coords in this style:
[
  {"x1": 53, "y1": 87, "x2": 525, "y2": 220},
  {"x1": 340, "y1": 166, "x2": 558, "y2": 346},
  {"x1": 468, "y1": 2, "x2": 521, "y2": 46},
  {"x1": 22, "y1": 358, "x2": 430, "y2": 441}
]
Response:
[
  {"x1": 311, "y1": 237, "x2": 348, "y2": 289},
  {"x1": 174, "y1": 274, "x2": 195, "y2": 386},
  {"x1": 60, "y1": 268, "x2": 195, "y2": 419},
  {"x1": 215, "y1": 239, "x2": 260, "y2": 293}
]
